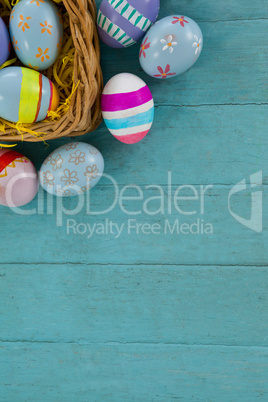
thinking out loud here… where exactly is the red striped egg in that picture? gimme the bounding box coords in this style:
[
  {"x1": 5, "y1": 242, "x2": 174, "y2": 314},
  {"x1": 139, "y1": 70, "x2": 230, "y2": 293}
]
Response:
[{"x1": 0, "y1": 149, "x2": 39, "y2": 207}]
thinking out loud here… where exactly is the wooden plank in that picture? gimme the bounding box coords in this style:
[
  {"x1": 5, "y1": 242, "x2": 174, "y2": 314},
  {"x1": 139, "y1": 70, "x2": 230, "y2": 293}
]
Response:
[
  {"x1": 0, "y1": 342, "x2": 267, "y2": 401},
  {"x1": 96, "y1": 0, "x2": 268, "y2": 22},
  {"x1": 158, "y1": 0, "x2": 268, "y2": 21},
  {"x1": 0, "y1": 265, "x2": 267, "y2": 346},
  {"x1": 0, "y1": 183, "x2": 266, "y2": 265}
]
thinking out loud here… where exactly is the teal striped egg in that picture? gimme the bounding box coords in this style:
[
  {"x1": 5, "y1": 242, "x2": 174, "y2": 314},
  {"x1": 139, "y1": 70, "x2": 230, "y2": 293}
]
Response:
[{"x1": 97, "y1": 0, "x2": 160, "y2": 48}]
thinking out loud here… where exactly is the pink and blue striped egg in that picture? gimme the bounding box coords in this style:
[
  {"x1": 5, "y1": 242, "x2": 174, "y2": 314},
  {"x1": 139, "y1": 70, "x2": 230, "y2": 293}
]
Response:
[{"x1": 101, "y1": 73, "x2": 154, "y2": 144}]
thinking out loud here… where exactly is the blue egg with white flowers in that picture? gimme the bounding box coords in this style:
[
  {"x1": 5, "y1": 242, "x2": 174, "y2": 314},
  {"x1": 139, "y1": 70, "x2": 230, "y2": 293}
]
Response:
[
  {"x1": 39, "y1": 142, "x2": 105, "y2": 197},
  {"x1": 139, "y1": 15, "x2": 203, "y2": 79}
]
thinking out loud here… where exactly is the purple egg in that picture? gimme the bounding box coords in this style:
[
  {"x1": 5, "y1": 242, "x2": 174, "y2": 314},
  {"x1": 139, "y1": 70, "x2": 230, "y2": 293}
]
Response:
[
  {"x1": 97, "y1": 0, "x2": 160, "y2": 48},
  {"x1": 0, "y1": 17, "x2": 10, "y2": 66}
]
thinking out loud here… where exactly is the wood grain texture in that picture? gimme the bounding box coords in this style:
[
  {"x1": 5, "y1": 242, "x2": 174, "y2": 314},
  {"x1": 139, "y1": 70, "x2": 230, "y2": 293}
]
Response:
[
  {"x1": 0, "y1": 265, "x2": 267, "y2": 346},
  {"x1": 0, "y1": 0, "x2": 268, "y2": 400},
  {"x1": 0, "y1": 184, "x2": 267, "y2": 265},
  {"x1": 156, "y1": 0, "x2": 268, "y2": 22},
  {"x1": 1, "y1": 342, "x2": 268, "y2": 401}
]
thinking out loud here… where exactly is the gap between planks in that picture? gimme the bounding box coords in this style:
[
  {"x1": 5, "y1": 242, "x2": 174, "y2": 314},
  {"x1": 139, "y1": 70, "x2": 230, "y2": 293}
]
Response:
[
  {"x1": 198, "y1": 18, "x2": 268, "y2": 23},
  {"x1": 155, "y1": 103, "x2": 268, "y2": 108},
  {"x1": 0, "y1": 263, "x2": 267, "y2": 267},
  {"x1": 0, "y1": 340, "x2": 267, "y2": 348}
]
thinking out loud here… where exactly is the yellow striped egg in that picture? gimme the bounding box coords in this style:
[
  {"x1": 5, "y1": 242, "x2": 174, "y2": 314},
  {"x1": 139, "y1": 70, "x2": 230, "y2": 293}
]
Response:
[{"x1": 0, "y1": 67, "x2": 59, "y2": 123}]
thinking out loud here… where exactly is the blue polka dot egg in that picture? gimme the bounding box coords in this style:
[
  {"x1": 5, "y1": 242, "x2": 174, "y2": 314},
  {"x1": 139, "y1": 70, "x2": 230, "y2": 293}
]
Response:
[
  {"x1": 9, "y1": 0, "x2": 63, "y2": 71},
  {"x1": 139, "y1": 15, "x2": 203, "y2": 79}
]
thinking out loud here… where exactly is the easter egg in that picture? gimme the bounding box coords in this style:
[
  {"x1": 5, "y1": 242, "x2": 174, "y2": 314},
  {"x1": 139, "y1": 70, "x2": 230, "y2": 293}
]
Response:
[
  {"x1": 139, "y1": 15, "x2": 203, "y2": 79},
  {"x1": 0, "y1": 149, "x2": 39, "y2": 207},
  {"x1": 101, "y1": 73, "x2": 154, "y2": 144},
  {"x1": 0, "y1": 67, "x2": 59, "y2": 123},
  {"x1": 97, "y1": 0, "x2": 160, "y2": 48},
  {"x1": 9, "y1": 0, "x2": 63, "y2": 70},
  {"x1": 39, "y1": 142, "x2": 104, "y2": 197},
  {"x1": 0, "y1": 17, "x2": 10, "y2": 67}
]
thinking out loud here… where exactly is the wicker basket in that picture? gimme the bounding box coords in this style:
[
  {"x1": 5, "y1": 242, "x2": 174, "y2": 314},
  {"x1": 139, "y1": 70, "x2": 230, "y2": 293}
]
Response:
[{"x1": 0, "y1": 0, "x2": 103, "y2": 142}]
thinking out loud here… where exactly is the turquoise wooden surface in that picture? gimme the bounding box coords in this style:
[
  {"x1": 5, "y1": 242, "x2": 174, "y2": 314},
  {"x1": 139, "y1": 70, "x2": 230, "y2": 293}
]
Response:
[{"x1": 0, "y1": 0, "x2": 267, "y2": 400}]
